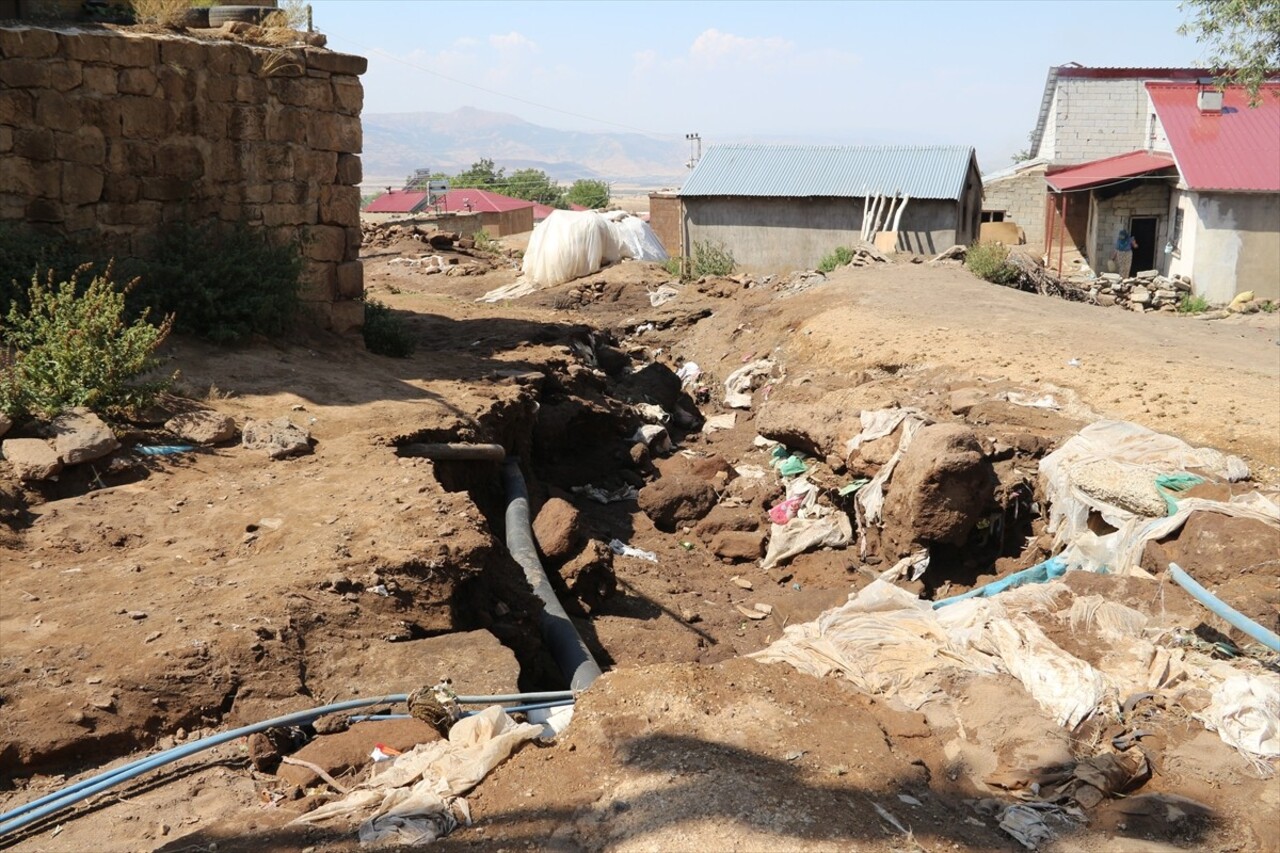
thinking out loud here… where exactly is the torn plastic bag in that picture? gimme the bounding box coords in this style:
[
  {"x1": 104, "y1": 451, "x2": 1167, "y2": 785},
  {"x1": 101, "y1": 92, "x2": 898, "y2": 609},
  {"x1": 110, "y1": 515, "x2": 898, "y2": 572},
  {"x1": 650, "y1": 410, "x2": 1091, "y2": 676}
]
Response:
[
  {"x1": 724, "y1": 359, "x2": 775, "y2": 409},
  {"x1": 854, "y1": 412, "x2": 929, "y2": 555},
  {"x1": 648, "y1": 284, "x2": 679, "y2": 307},
  {"x1": 632, "y1": 424, "x2": 671, "y2": 454},
  {"x1": 294, "y1": 706, "x2": 542, "y2": 846},
  {"x1": 760, "y1": 513, "x2": 852, "y2": 570},
  {"x1": 1200, "y1": 672, "x2": 1280, "y2": 758}
]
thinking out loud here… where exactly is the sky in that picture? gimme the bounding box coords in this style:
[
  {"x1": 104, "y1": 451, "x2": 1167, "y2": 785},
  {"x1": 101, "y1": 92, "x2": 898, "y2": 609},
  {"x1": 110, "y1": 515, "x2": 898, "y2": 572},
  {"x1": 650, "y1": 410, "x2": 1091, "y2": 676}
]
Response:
[{"x1": 312, "y1": 0, "x2": 1208, "y2": 177}]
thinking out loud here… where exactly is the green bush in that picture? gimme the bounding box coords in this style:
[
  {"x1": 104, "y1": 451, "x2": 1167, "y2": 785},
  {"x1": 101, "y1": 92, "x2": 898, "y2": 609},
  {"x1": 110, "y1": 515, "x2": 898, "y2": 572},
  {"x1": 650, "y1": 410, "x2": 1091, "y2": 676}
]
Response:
[
  {"x1": 129, "y1": 219, "x2": 303, "y2": 345},
  {"x1": 965, "y1": 243, "x2": 1020, "y2": 286},
  {"x1": 361, "y1": 299, "x2": 416, "y2": 358},
  {"x1": 1259, "y1": 300, "x2": 1278, "y2": 313},
  {"x1": 472, "y1": 229, "x2": 499, "y2": 254},
  {"x1": 1, "y1": 264, "x2": 172, "y2": 419},
  {"x1": 662, "y1": 256, "x2": 683, "y2": 278},
  {"x1": 817, "y1": 246, "x2": 855, "y2": 274},
  {"x1": 691, "y1": 240, "x2": 735, "y2": 278},
  {"x1": 1177, "y1": 294, "x2": 1211, "y2": 314}
]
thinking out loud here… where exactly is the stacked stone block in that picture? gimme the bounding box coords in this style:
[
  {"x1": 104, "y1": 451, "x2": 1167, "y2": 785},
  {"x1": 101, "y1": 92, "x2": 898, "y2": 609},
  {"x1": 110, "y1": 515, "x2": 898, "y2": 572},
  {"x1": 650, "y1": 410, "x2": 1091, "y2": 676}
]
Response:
[{"x1": 0, "y1": 26, "x2": 366, "y2": 331}]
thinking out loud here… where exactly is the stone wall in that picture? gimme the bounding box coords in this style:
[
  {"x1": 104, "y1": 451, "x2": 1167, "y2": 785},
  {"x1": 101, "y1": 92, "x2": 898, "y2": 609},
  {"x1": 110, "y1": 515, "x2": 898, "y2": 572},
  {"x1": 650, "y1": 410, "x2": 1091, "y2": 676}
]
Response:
[{"x1": 0, "y1": 25, "x2": 366, "y2": 331}]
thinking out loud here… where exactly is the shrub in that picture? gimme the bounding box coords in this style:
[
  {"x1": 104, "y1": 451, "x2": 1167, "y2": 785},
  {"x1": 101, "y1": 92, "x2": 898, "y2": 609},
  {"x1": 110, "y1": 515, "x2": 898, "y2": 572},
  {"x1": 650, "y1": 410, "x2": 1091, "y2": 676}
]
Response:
[
  {"x1": 361, "y1": 299, "x2": 416, "y2": 358},
  {"x1": 130, "y1": 0, "x2": 193, "y2": 26},
  {"x1": 817, "y1": 246, "x2": 855, "y2": 274},
  {"x1": 1259, "y1": 300, "x2": 1278, "y2": 313},
  {"x1": 472, "y1": 229, "x2": 499, "y2": 254},
  {"x1": 1, "y1": 264, "x2": 172, "y2": 419},
  {"x1": 1177, "y1": 294, "x2": 1211, "y2": 314},
  {"x1": 129, "y1": 219, "x2": 303, "y2": 345},
  {"x1": 662, "y1": 257, "x2": 683, "y2": 278},
  {"x1": 0, "y1": 222, "x2": 98, "y2": 318},
  {"x1": 965, "y1": 242, "x2": 1020, "y2": 286},
  {"x1": 691, "y1": 240, "x2": 735, "y2": 278}
]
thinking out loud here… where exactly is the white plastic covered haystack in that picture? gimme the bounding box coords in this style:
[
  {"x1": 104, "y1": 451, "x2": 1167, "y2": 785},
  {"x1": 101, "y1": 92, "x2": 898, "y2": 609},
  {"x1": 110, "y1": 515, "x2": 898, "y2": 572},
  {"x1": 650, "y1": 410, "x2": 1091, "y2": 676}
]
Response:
[{"x1": 520, "y1": 210, "x2": 667, "y2": 287}]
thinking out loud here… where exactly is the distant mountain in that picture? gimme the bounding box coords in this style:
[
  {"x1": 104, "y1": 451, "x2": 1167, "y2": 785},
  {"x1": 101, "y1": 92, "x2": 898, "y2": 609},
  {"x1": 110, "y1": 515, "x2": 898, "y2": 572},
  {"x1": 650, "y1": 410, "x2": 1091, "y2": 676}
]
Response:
[{"x1": 360, "y1": 107, "x2": 689, "y2": 190}]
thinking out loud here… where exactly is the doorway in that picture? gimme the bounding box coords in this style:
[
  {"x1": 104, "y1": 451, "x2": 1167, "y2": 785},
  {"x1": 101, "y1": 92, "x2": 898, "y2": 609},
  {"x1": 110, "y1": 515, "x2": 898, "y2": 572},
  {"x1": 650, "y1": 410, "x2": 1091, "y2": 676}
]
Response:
[{"x1": 1129, "y1": 216, "x2": 1158, "y2": 273}]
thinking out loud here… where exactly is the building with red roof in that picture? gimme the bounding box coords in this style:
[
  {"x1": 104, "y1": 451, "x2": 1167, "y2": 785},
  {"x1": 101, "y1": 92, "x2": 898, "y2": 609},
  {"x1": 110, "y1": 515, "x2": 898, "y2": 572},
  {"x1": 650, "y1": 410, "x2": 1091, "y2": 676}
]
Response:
[
  {"x1": 985, "y1": 65, "x2": 1278, "y2": 302},
  {"x1": 363, "y1": 187, "x2": 536, "y2": 236}
]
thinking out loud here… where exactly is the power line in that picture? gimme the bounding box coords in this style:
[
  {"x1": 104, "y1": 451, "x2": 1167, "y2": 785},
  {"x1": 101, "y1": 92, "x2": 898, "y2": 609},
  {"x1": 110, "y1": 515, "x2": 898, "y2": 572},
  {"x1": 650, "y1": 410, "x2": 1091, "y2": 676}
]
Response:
[{"x1": 327, "y1": 34, "x2": 661, "y2": 136}]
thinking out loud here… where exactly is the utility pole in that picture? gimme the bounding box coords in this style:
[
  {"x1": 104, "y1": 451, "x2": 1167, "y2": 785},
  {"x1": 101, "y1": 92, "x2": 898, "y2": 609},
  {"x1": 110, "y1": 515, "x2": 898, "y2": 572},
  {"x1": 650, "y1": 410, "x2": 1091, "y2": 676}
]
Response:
[{"x1": 685, "y1": 133, "x2": 702, "y2": 170}]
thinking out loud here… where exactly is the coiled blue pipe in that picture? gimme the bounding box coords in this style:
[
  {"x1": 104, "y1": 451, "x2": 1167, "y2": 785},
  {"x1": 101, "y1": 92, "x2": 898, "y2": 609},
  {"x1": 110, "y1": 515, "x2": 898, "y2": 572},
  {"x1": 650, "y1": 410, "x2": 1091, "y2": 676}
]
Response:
[
  {"x1": 1168, "y1": 562, "x2": 1280, "y2": 652},
  {"x1": 0, "y1": 690, "x2": 575, "y2": 836}
]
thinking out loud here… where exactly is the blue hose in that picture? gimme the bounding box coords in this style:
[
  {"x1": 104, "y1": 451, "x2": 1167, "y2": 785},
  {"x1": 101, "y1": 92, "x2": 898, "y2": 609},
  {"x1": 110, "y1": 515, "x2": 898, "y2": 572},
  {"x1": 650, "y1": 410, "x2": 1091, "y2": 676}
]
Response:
[
  {"x1": 0, "y1": 689, "x2": 576, "y2": 835},
  {"x1": 351, "y1": 699, "x2": 576, "y2": 722},
  {"x1": 1168, "y1": 562, "x2": 1280, "y2": 652}
]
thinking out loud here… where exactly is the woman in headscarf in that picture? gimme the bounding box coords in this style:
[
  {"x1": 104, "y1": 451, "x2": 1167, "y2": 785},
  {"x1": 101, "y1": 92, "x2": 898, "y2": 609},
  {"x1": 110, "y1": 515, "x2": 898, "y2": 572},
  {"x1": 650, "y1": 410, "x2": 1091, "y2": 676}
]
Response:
[{"x1": 1111, "y1": 229, "x2": 1137, "y2": 277}]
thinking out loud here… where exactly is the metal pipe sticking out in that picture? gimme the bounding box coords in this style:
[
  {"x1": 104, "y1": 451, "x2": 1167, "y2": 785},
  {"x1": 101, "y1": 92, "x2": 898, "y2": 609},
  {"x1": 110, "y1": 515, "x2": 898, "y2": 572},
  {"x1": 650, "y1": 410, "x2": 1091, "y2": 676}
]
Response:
[
  {"x1": 399, "y1": 443, "x2": 507, "y2": 461},
  {"x1": 502, "y1": 458, "x2": 603, "y2": 692}
]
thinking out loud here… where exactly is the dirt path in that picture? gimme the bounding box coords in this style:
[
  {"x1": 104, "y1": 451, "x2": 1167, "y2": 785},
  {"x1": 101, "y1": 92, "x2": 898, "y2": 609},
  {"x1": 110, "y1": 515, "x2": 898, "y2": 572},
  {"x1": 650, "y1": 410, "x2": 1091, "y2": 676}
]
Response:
[{"x1": 1, "y1": 246, "x2": 1277, "y2": 852}]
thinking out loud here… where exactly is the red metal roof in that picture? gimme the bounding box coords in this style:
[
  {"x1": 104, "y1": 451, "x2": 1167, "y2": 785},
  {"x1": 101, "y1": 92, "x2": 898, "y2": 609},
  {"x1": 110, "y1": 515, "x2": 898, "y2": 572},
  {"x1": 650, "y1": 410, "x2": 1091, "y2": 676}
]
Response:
[
  {"x1": 1045, "y1": 150, "x2": 1177, "y2": 191},
  {"x1": 1055, "y1": 66, "x2": 1209, "y2": 80},
  {"x1": 533, "y1": 202, "x2": 590, "y2": 219},
  {"x1": 364, "y1": 190, "x2": 429, "y2": 213},
  {"x1": 1147, "y1": 82, "x2": 1280, "y2": 192},
  {"x1": 429, "y1": 189, "x2": 534, "y2": 214}
]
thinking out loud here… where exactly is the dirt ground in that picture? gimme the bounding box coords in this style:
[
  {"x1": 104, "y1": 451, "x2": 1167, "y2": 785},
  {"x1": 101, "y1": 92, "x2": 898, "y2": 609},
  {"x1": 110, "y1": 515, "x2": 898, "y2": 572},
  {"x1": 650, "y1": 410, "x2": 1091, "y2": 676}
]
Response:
[{"x1": 2, "y1": 237, "x2": 1278, "y2": 852}]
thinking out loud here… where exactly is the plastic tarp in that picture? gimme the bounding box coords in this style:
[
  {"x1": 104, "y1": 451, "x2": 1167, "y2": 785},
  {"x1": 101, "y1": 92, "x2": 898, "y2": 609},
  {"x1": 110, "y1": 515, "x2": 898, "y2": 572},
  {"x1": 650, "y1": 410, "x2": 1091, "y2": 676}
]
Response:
[
  {"x1": 518, "y1": 210, "x2": 666, "y2": 289},
  {"x1": 753, "y1": 578, "x2": 1280, "y2": 756},
  {"x1": 1039, "y1": 420, "x2": 1250, "y2": 572},
  {"x1": 293, "y1": 706, "x2": 542, "y2": 846}
]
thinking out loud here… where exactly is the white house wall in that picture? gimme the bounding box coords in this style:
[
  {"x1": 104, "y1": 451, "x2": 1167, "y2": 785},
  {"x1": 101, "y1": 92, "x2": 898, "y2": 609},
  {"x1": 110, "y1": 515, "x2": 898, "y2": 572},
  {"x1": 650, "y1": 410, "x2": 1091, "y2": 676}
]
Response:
[
  {"x1": 1177, "y1": 192, "x2": 1280, "y2": 303},
  {"x1": 1039, "y1": 78, "x2": 1169, "y2": 164}
]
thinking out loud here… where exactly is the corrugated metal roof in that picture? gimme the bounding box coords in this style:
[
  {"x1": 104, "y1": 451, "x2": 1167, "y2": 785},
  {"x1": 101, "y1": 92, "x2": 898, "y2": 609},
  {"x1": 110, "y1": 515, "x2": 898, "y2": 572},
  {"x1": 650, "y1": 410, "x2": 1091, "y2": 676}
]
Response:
[
  {"x1": 678, "y1": 144, "x2": 977, "y2": 200},
  {"x1": 1045, "y1": 151, "x2": 1177, "y2": 191},
  {"x1": 1147, "y1": 82, "x2": 1280, "y2": 193},
  {"x1": 432, "y1": 189, "x2": 534, "y2": 214},
  {"x1": 364, "y1": 190, "x2": 429, "y2": 213}
]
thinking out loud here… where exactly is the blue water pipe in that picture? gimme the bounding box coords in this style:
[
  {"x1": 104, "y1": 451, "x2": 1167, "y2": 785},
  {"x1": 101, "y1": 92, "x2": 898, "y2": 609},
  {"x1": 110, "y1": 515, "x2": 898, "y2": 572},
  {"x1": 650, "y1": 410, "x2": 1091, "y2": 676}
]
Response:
[
  {"x1": 932, "y1": 556, "x2": 1069, "y2": 609},
  {"x1": 1168, "y1": 562, "x2": 1280, "y2": 652},
  {"x1": 0, "y1": 690, "x2": 575, "y2": 836},
  {"x1": 351, "y1": 698, "x2": 576, "y2": 722}
]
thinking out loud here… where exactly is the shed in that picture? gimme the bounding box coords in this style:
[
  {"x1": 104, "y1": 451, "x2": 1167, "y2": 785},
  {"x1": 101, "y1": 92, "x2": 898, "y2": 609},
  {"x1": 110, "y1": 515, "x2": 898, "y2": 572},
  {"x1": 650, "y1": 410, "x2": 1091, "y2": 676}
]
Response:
[{"x1": 676, "y1": 144, "x2": 982, "y2": 270}]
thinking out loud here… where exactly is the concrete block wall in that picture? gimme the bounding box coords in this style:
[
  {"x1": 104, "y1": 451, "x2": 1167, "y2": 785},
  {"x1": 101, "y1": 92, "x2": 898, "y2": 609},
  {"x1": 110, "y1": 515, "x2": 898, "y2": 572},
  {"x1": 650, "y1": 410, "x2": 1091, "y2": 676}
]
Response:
[
  {"x1": 0, "y1": 26, "x2": 367, "y2": 331},
  {"x1": 1041, "y1": 79, "x2": 1157, "y2": 165},
  {"x1": 1092, "y1": 181, "x2": 1172, "y2": 274},
  {"x1": 983, "y1": 165, "x2": 1049, "y2": 249}
]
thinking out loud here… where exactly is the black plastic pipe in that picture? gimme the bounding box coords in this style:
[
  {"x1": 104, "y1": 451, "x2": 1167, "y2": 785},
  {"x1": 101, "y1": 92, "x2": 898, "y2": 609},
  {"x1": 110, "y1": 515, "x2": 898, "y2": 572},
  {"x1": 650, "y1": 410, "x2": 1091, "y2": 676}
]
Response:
[{"x1": 502, "y1": 458, "x2": 603, "y2": 692}]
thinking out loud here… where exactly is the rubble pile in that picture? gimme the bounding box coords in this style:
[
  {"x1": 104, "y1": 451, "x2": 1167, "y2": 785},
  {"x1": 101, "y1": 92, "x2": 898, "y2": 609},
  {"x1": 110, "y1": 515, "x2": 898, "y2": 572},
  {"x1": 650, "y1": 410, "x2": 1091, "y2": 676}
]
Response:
[
  {"x1": 1082, "y1": 269, "x2": 1193, "y2": 313},
  {"x1": 361, "y1": 222, "x2": 474, "y2": 253}
]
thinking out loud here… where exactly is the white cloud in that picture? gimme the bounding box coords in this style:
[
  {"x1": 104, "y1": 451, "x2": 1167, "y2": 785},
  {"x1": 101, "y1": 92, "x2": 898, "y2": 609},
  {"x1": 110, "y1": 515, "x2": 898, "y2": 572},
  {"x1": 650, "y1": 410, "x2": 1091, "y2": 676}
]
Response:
[
  {"x1": 689, "y1": 28, "x2": 793, "y2": 67},
  {"x1": 489, "y1": 31, "x2": 536, "y2": 52}
]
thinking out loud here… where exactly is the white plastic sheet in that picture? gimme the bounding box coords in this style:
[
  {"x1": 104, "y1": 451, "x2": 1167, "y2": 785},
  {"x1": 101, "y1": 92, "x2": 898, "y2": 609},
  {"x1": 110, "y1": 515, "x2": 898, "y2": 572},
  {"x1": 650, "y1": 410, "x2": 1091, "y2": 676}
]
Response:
[
  {"x1": 521, "y1": 210, "x2": 622, "y2": 287},
  {"x1": 293, "y1": 706, "x2": 542, "y2": 846}
]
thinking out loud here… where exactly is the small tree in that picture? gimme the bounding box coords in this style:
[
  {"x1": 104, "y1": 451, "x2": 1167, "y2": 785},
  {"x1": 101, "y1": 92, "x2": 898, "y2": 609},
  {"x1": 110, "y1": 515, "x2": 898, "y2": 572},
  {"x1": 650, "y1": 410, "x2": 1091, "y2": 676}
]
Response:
[
  {"x1": 1179, "y1": 0, "x2": 1280, "y2": 104},
  {"x1": 504, "y1": 168, "x2": 565, "y2": 206},
  {"x1": 452, "y1": 158, "x2": 505, "y2": 188},
  {"x1": 566, "y1": 179, "x2": 610, "y2": 209}
]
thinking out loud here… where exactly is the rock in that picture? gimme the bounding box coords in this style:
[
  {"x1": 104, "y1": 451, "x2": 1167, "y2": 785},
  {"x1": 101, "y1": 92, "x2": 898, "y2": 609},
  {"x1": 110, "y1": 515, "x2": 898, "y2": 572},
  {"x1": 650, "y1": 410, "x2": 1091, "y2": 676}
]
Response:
[
  {"x1": 881, "y1": 424, "x2": 993, "y2": 554},
  {"x1": 1072, "y1": 459, "x2": 1166, "y2": 517},
  {"x1": 1171, "y1": 278, "x2": 1193, "y2": 293},
  {"x1": 595, "y1": 345, "x2": 629, "y2": 375},
  {"x1": 311, "y1": 629, "x2": 521, "y2": 700},
  {"x1": 617, "y1": 362, "x2": 684, "y2": 413},
  {"x1": 1136, "y1": 269, "x2": 1158, "y2": 279},
  {"x1": 559, "y1": 539, "x2": 616, "y2": 609},
  {"x1": 694, "y1": 505, "x2": 761, "y2": 539},
  {"x1": 165, "y1": 411, "x2": 237, "y2": 445},
  {"x1": 0, "y1": 413, "x2": 10, "y2": 439},
  {"x1": 929, "y1": 245, "x2": 966, "y2": 263},
  {"x1": 241, "y1": 417, "x2": 312, "y2": 459},
  {"x1": 949, "y1": 387, "x2": 986, "y2": 416},
  {"x1": 1154, "y1": 289, "x2": 1179, "y2": 302},
  {"x1": 656, "y1": 453, "x2": 735, "y2": 485},
  {"x1": 533, "y1": 497, "x2": 583, "y2": 561},
  {"x1": 1131, "y1": 303, "x2": 1147, "y2": 313},
  {"x1": 710, "y1": 530, "x2": 767, "y2": 562},
  {"x1": 638, "y1": 475, "x2": 718, "y2": 532},
  {"x1": 50, "y1": 408, "x2": 119, "y2": 465},
  {"x1": 3, "y1": 438, "x2": 64, "y2": 480},
  {"x1": 1100, "y1": 273, "x2": 1122, "y2": 282},
  {"x1": 1096, "y1": 293, "x2": 1117, "y2": 307},
  {"x1": 1130, "y1": 286, "x2": 1151, "y2": 305}
]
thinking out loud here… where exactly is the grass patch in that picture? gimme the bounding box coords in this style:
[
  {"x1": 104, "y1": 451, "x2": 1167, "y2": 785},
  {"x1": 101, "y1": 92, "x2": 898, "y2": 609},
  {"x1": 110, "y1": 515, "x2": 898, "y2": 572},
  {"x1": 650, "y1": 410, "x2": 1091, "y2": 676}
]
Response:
[
  {"x1": 1176, "y1": 294, "x2": 1211, "y2": 314},
  {"x1": 361, "y1": 299, "x2": 416, "y2": 358},
  {"x1": 965, "y1": 242, "x2": 1020, "y2": 286},
  {"x1": 817, "y1": 246, "x2": 855, "y2": 274},
  {"x1": 2, "y1": 264, "x2": 172, "y2": 419},
  {"x1": 662, "y1": 257, "x2": 683, "y2": 278}
]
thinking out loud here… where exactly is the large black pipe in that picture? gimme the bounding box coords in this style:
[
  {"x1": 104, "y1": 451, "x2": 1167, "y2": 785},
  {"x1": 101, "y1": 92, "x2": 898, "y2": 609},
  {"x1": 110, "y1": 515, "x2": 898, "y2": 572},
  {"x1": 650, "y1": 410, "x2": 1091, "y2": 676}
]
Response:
[{"x1": 502, "y1": 458, "x2": 603, "y2": 692}]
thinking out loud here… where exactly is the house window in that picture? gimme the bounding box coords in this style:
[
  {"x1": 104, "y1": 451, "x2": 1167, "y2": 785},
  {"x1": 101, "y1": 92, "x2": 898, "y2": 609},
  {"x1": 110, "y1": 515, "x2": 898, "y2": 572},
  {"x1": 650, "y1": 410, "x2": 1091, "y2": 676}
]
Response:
[
  {"x1": 1170, "y1": 208, "x2": 1184, "y2": 256},
  {"x1": 981, "y1": 210, "x2": 1006, "y2": 223}
]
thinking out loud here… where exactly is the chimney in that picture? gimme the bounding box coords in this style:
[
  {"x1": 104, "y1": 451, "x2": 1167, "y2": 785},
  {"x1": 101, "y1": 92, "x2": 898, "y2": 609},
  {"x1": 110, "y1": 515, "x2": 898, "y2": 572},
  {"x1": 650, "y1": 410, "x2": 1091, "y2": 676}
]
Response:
[{"x1": 1197, "y1": 88, "x2": 1224, "y2": 113}]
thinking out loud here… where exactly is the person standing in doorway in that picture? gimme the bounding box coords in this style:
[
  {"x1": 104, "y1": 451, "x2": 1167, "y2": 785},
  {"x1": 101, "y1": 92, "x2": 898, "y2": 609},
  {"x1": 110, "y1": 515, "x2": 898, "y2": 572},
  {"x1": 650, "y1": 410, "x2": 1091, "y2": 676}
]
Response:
[{"x1": 1112, "y1": 229, "x2": 1138, "y2": 277}]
